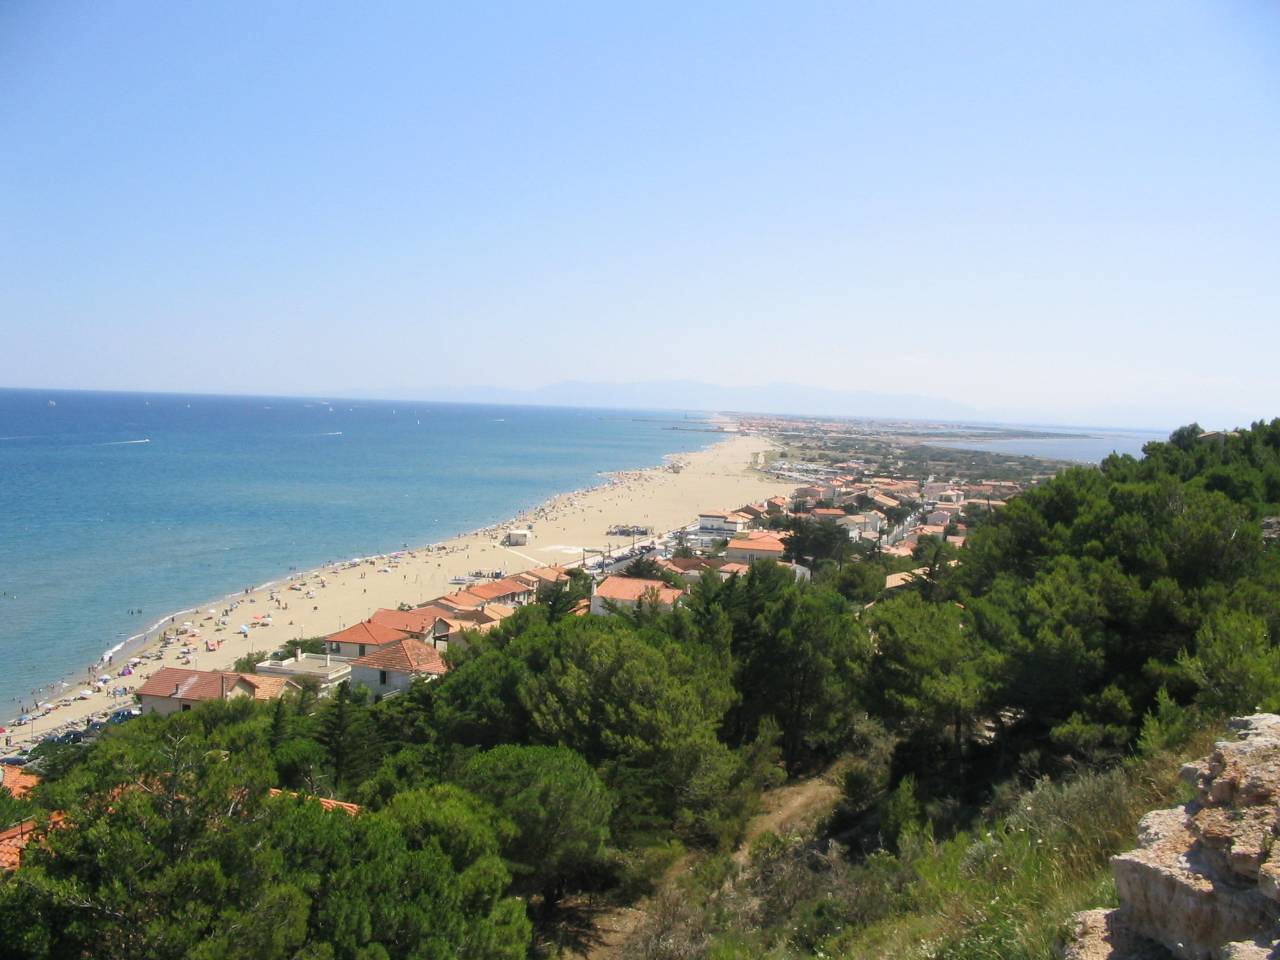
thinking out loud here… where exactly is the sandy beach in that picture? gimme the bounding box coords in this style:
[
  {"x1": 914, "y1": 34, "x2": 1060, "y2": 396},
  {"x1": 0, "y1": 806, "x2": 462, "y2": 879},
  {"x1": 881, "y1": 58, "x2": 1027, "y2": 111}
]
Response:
[{"x1": 2, "y1": 431, "x2": 788, "y2": 752}]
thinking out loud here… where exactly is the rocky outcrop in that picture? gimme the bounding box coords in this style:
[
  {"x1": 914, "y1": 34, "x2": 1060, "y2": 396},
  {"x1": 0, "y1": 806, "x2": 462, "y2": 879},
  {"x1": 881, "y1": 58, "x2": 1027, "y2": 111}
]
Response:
[{"x1": 1066, "y1": 716, "x2": 1280, "y2": 960}]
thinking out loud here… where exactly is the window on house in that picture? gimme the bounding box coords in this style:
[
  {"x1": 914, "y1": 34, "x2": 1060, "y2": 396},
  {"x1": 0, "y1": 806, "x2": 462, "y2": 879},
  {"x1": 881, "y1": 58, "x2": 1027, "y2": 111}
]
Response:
[
  {"x1": 181, "y1": 704, "x2": 190, "y2": 712},
  {"x1": 379, "y1": 670, "x2": 387, "y2": 686},
  {"x1": 358, "y1": 644, "x2": 366, "y2": 657}
]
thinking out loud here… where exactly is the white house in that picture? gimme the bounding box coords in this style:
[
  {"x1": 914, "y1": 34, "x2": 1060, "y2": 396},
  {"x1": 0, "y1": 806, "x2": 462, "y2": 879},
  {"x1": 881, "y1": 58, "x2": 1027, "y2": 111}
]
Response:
[
  {"x1": 325, "y1": 619, "x2": 414, "y2": 658},
  {"x1": 349, "y1": 637, "x2": 449, "y2": 699},
  {"x1": 724, "y1": 531, "x2": 788, "y2": 564},
  {"x1": 697, "y1": 510, "x2": 753, "y2": 536}
]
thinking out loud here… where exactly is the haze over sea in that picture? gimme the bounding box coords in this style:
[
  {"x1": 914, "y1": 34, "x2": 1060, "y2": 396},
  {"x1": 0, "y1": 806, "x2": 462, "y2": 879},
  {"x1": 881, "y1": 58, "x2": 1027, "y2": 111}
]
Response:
[{"x1": 0, "y1": 389, "x2": 719, "y2": 715}]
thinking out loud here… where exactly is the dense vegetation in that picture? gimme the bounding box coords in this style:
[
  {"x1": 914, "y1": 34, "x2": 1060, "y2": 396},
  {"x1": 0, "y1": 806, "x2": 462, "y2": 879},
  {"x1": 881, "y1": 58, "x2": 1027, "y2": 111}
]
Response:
[{"x1": 3, "y1": 419, "x2": 1279, "y2": 959}]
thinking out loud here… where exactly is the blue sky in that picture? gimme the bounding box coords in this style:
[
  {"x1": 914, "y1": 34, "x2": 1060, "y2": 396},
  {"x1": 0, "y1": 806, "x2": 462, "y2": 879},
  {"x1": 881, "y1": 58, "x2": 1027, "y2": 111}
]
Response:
[{"x1": 2, "y1": 2, "x2": 1277, "y2": 427}]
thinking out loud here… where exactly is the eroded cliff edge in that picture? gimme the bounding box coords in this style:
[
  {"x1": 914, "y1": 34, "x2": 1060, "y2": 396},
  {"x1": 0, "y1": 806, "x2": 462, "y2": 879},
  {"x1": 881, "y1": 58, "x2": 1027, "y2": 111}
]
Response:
[{"x1": 1065, "y1": 715, "x2": 1280, "y2": 960}]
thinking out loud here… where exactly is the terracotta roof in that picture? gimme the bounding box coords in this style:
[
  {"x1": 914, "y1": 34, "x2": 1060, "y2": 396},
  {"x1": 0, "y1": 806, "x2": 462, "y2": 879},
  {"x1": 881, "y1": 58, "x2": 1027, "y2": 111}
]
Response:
[
  {"x1": 885, "y1": 567, "x2": 928, "y2": 590},
  {"x1": 465, "y1": 578, "x2": 531, "y2": 602},
  {"x1": 438, "y1": 589, "x2": 489, "y2": 609},
  {"x1": 1, "y1": 766, "x2": 41, "y2": 800},
  {"x1": 477, "y1": 602, "x2": 515, "y2": 621},
  {"x1": 0, "y1": 821, "x2": 30, "y2": 872},
  {"x1": 719, "y1": 562, "x2": 750, "y2": 574},
  {"x1": 660, "y1": 557, "x2": 723, "y2": 573},
  {"x1": 268, "y1": 788, "x2": 360, "y2": 816},
  {"x1": 136, "y1": 667, "x2": 294, "y2": 703},
  {"x1": 0, "y1": 812, "x2": 65, "y2": 872},
  {"x1": 594, "y1": 576, "x2": 684, "y2": 605},
  {"x1": 514, "y1": 565, "x2": 569, "y2": 586},
  {"x1": 352, "y1": 637, "x2": 448, "y2": 676},
  {"x1": 726, "y1": 532, "x2": 786, "y2": 554},
  {"x1": 330, "y1": 618, "x2": 414, "y2": 645},
  {"x1": 812, "y1": 508, "x2": 845, "y2": 518}
]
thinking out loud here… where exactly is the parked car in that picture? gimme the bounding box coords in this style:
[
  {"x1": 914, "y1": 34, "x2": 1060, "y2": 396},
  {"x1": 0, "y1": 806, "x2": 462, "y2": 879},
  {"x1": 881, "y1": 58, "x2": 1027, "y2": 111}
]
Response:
[
  {"x1": 0, "y1": 755, "x2": 28, "y2": 766},
  {"x1": 109, "y1": 708, "x2": 140, "y2": 725}
]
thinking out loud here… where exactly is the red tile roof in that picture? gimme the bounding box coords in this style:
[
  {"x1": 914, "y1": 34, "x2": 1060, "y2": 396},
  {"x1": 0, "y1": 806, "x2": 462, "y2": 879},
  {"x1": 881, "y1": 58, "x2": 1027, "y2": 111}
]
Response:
[
  {"x1": 726, "y1": 532, "x2": 787, "y2": 554},
  {"x1": 514, "y1": 565, "x2": 569, "y2": 587},
  {"x1": 0, "y1": 812, "x2": 65, "y2": 872},
  {"x1": 438, "y1": 590, "x2": 487, "y2": 609},
  {"x1": 465, "y1": 577, "x2": 531, "y2": 602},
  {"x1": 352, "y1": 637, "x2": 448, "y2": 676},
  {"x1": 136, "y1": 667, "x2": 293, "y2": 703},
  {"x1": 659, "y1": 557, "x2": 723, "y2": 573},
  {"x1": 0, "y1": 766, "x2": 41, "y2": 800},
  {"x1": 594, "y1": 576, "x2": 684, "y2": 605},
  {"x1": 268, "y1": 788, "x2": 360, "y2": 816},
  {"x1": 329, "y1": 618, "x2": 413, "y2": 645}
]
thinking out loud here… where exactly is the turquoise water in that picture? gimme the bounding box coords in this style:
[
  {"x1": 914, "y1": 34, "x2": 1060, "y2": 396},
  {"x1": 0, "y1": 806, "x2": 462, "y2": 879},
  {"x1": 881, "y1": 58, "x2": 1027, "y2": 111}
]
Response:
[{"x1": 0, "y1": 389, "x2": 716, "y2": 716}]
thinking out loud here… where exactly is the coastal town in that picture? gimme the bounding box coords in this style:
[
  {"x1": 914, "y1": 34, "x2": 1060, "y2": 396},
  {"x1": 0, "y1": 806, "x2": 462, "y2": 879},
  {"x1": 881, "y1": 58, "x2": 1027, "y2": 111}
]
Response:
[
  {"x1": 1, "y1": 423, "x2": 1030, "y2": 763},
  {"x1": 1, "y1": 419, "x2": 1044, "y2": 880}
]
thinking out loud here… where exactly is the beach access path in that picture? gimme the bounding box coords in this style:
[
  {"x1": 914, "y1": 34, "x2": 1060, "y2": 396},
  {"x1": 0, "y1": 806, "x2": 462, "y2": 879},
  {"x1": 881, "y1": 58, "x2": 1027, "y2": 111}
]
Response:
[{"x1": 3, "y1": 432, "x2": 789, "y2": 752}]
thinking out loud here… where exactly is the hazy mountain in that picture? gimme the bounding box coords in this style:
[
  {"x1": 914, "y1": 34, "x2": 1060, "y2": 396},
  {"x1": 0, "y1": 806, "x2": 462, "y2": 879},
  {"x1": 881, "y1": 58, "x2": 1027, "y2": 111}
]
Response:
[{"x1": 429, "y1": 379, "x2": 980, "y2": 420}]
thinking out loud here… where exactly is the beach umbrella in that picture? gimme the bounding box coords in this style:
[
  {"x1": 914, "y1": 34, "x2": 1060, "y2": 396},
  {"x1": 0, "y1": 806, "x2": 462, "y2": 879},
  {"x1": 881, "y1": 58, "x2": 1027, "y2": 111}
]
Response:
[{"x1": 238, "y1": 624, "x2": 250, "y2": 635}]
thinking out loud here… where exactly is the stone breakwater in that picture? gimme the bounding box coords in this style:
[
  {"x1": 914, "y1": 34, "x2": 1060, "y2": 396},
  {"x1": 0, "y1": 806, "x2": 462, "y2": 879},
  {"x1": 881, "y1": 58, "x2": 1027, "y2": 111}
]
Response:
[{"x1": 1064, "y1": 715, "x2": 1280, "y2": 960}]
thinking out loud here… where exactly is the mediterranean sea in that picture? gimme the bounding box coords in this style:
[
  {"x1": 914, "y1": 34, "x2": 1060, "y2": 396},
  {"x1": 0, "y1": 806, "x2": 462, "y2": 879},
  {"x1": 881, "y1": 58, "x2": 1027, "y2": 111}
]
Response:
[{"x1": 0, "y1": 389, "x2": 716, "y2": 714}]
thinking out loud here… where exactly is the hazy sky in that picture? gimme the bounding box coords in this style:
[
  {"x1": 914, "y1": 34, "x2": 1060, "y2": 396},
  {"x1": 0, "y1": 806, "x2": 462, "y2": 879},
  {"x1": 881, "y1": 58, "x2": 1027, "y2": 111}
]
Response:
[{"x1": 2, "y1": 2, "x2": 1278, "y2": 427}]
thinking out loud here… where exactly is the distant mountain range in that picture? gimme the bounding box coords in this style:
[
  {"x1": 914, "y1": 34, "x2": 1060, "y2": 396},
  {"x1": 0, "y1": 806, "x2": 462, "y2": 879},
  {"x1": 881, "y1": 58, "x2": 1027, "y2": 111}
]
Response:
[{"x1": 429, "y1": 379, "x2": 981, "y2": 420}]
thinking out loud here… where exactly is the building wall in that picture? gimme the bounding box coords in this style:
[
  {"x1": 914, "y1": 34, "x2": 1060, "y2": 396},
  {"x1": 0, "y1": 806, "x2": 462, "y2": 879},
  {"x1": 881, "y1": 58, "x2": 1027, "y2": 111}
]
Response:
[
  {"x1": 589, "y1": 595, "x2": 635, "y2": 617},
  {"x1": 724, "y1": 547, "x2": 784, "y2": 564},
  {"x1": 698, "y1": 516, "x2": 747, "y2": 535},
  {"x1": 138, "y1": 694, "x2": 199, "y2": 716},
  {"x1": 349, "y1": 663, "x2": 416, "y2": 698}
]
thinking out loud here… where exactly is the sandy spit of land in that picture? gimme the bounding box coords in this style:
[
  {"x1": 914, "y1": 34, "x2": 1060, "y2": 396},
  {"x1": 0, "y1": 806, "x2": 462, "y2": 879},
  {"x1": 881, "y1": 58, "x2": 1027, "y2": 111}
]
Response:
[{"x1": 3, "y1": 432, "x2": 788, "y2": 753}]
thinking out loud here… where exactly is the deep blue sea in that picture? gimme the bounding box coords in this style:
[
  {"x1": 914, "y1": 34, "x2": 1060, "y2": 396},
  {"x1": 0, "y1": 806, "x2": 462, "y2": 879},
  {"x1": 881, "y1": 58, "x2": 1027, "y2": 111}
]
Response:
[{"x1": 0, "y1": 389, "x2": 717, "y2": 717}]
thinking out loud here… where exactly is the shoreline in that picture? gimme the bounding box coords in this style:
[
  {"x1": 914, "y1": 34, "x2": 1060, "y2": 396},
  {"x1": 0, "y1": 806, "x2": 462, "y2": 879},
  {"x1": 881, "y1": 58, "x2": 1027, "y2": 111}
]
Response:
[{"x1": 3, "y1": 431, "x2": 790, "y2": 752}]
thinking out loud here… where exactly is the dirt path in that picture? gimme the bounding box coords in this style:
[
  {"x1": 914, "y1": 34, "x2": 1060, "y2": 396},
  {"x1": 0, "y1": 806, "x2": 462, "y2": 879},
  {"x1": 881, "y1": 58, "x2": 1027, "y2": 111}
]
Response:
[
  {"x1": 732, "y1": 774, "x2": 842, "y2": 866},
  {"x1": 573, "y1": 773, "x2": 842, "y2": 958}
]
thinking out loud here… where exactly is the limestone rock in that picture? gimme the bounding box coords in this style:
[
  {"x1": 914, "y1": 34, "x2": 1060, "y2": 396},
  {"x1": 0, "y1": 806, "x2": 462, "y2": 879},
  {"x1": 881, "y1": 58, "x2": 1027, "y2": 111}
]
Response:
[
  {"x1": 1061, "y1": 909, "x2": 1172, "y2": 960},
  {"x1": 1066, "y1": 716, "x2": 1280, "y2": 960}
]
